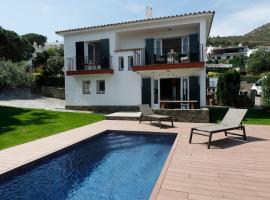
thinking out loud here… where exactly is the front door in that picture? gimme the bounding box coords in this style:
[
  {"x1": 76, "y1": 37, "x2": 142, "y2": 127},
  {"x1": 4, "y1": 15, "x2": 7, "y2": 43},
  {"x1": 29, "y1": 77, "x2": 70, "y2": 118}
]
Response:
[{"x1": 142, "y1": 78, "x2": 151, "y2": 106}]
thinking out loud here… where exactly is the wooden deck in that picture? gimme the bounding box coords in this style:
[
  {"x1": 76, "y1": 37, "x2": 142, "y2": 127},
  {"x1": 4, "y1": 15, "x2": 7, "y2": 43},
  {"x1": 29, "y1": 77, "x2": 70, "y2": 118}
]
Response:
[{"x1": 0, "y1": 120, "x2": 270, "y2": 199}]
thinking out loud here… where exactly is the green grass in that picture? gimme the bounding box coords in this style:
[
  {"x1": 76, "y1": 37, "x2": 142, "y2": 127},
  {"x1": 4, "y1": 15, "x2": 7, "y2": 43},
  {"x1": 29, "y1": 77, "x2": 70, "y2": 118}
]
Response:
[
  {"x1": 0, "y1": 106, "x2": 104, "y2": 150},
  {"x1": 209, "y1": 108, "x2": 270, "y2": 125}
]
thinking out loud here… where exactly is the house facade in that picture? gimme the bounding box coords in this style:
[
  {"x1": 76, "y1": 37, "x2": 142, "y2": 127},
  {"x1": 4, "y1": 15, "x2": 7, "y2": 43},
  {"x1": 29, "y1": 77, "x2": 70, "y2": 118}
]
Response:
[{"x1": 56, "y1": 11, "x2": 214, "y2": 111}]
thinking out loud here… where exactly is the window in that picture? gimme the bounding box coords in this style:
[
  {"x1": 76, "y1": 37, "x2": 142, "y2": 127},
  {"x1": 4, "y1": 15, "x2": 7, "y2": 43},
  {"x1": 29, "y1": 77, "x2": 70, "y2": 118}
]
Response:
[
  {"x1": 97, "y1": 80, "x2": 105, "y2": 94},
  {"x1": 182, "y1": 36, "x2": 189, "y2": 55},
  {"x1": 128, "y1": 56, "x2": 133, "y2": 70},
  {"x1": 119, "y1": 57, "x2": 124, "y2": 71},
  {"x1": 82, "y1": 80, "x2": 91, "y2": 94},
  {"x1": 155, "y1": 39, "x2": 162, "y2": 56}
]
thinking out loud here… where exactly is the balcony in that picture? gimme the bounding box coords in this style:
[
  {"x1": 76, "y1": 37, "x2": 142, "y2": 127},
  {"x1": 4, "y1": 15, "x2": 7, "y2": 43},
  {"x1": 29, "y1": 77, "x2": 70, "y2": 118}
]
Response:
[
  {"x1": 132, "y1": 44, "x2": 205, "y2": 72},
  {"x1": 66, "y1": 55, "x2": 113, "y2": 76}
]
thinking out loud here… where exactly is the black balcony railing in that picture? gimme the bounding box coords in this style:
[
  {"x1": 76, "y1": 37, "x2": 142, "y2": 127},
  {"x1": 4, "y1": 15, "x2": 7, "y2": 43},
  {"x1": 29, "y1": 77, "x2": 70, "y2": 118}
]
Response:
[
  {"x1": 67, "y1": 55, "x2": 112, "y2": 71},
  {"x1": 133, "y1": 44, "x2": 205, "y2": 66}
]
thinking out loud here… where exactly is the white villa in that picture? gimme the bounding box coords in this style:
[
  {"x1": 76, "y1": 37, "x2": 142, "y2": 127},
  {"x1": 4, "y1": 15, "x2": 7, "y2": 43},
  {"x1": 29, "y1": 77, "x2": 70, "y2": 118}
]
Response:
[{"x1": 56, "y1": 11, "x2": 215, "y2": 111}]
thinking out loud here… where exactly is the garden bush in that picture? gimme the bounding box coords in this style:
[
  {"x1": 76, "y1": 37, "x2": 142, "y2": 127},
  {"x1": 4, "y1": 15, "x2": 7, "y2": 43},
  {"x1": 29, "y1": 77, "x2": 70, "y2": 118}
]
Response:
[
  {"x1": 241, "y1": 75, "x2": 262, "y2": 83},
  {"x1": 216, "y1": 70, "x2": 241, "y2": 106},
  {"x1": 0, "y1": 59, "x2": 34, "y2": 89},
  {"x1": 262, "y1": 73, "x2": 270, "y2": 109}
]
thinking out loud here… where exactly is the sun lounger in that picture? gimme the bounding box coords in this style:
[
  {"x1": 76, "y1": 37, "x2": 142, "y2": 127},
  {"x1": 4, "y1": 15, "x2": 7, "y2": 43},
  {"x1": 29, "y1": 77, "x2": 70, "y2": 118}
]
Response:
[
  {"x1": 189, "y1": 108, "x2": 248, "y2": 149},
  {"x1": 139, "y1": 104, "x2": 174, "y2": 128}
]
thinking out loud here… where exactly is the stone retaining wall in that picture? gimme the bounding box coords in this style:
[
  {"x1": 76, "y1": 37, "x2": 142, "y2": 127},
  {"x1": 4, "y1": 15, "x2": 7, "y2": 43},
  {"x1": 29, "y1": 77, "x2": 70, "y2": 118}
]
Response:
[
  {"x1": 67, "y1": 105, "x2": 209, "y2": 122},
  {"x1": 66, "y1": 106, "x2": 139, "y2": 114},
  {"x1": 41, "y1": 87, "x2": 65, "y2": 100},
  {"x1": 154, "y1": 109, "x2": 209, "y2": 123}
]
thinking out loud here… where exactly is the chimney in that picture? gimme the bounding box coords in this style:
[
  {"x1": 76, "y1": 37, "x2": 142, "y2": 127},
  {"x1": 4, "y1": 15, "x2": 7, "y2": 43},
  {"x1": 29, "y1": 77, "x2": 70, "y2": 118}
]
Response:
[{"x1": 145, "y1": 6, "x2": 153, "y2": 19}]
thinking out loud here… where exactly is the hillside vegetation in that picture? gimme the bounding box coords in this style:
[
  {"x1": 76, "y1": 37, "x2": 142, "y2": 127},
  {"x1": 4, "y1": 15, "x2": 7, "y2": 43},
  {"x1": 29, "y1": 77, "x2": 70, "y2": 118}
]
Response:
[{"x1": 208, "y1": 23, "x2": 270, "y2": 47}]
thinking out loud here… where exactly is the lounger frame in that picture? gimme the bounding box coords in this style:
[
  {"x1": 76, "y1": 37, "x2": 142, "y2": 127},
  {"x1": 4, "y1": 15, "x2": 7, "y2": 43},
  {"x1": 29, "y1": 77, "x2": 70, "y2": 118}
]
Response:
[{"x1": 189, "y1": 123, "x2": 246, "y2": 149}]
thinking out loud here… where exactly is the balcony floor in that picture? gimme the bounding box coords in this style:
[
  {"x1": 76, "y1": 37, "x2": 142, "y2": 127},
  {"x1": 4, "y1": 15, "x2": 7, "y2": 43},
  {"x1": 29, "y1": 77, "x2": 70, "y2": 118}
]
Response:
[
  {"x1": 66, "y1": 69, "x2": 114, "y2": 76},
  {"x1": 132, "y1": 62, "x2": 204, "y2": 72}
]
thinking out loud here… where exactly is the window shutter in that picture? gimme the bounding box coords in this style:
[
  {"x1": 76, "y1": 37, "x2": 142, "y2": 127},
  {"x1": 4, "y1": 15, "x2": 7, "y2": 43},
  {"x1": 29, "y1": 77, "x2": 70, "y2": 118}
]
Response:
[
  {"x1": 76, "y1": 42, "x2": 84, "y2": 70},
  {"x1": 189, "y1": 34, "x2": 199, "y2": 62},
  {"x1": 100, "y1": 39, "x2": 110, "y2": 68},
  {"x1": 145, "y1": 38, "x2": 154, "y2": 64},
  {"x1": 189, "y1": 76, "x2": 200, "y2": 108}
]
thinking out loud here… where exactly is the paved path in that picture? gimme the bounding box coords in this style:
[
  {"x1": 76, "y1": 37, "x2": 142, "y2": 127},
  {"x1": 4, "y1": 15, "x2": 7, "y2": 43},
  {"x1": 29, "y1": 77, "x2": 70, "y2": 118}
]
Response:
[
  {"x1": 0, "y1": 120, "x2": 270, "y2": 199},
  {"x1": 0, "y1": 88, "x2": 91, "y2": 113},
  {"x1": 0, "y1": 88, "x2": 65, "y2": 111}
]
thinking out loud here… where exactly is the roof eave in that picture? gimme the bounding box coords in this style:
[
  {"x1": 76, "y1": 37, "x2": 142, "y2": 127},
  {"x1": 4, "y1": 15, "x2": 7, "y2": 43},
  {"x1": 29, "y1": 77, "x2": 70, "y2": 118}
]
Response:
[{"x1": 55, "y1": 11, "x2": 215, "y2": 36}]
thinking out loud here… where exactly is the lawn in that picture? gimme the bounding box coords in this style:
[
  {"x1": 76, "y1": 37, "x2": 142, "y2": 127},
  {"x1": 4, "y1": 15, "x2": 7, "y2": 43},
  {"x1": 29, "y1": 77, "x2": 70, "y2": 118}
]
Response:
[
  {"x1": 0, "y1": 106, "x2": 104, "y2": 150},
  {"x1": 209, "y1": 108, "x2": 270, "y2": 125}
]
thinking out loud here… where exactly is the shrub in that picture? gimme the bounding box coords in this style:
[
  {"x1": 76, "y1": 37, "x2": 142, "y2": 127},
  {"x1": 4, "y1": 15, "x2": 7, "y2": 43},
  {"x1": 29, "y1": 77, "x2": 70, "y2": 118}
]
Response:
[
  {"x1": 217, "y1": 71, "x2": 241, "y2": 106},
  {"x1": 262, "y1": 73, "x2": 270, "y2": 108},
  {"x1": 241, "y1": 75, "x2": 262, "y2": 83},
  {"x1": 247, "y1": 50, "x2": 270, "y2": 74},
  {"x1": 0, "y1": 59, "x2": 34, "y2": 89}
]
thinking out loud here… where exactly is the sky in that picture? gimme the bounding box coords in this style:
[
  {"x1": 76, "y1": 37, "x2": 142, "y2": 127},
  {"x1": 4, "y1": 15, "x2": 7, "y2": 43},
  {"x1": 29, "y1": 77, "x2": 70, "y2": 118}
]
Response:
[{"x1": 1, "y1": 0, "x2": 270, "y2": 42}]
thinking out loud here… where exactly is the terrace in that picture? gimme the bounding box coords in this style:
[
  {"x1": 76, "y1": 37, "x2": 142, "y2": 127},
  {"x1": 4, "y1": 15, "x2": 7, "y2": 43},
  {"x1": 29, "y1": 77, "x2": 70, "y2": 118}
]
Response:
[{"x1": 0, "y1": 120, "x2": 270, "y2": 199}]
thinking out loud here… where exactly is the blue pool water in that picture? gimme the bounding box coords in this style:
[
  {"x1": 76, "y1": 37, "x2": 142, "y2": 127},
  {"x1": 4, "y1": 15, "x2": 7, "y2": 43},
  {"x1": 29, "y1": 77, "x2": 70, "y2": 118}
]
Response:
[{"x1": 0, "y1": 132, "x2": 175, "y2": 200}]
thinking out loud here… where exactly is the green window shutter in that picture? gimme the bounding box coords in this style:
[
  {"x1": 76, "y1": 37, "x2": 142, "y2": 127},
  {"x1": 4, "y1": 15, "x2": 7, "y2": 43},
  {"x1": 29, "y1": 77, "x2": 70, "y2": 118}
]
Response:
[
  {"x1": 100, "y1": 39, "x2": 110, "y2": 68},
  {"x1": 76, "y1": 42, "x2": 84, "y2": 70},
  {"x1": 189, "y1": 76, "x2": 200, "y2": 108},
  {"x1": 189, "y1": 34, "x2": 199, "y2": 62},
  {"x1": 145, "y1": 38, "x2": 154, "y2": 64}
]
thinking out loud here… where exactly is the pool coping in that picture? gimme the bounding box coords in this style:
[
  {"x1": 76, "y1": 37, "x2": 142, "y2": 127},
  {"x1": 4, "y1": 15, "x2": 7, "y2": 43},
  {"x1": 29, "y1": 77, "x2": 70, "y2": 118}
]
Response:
[
  {"x1": 0, "y1": 128, "x2": 180, "y2": 196},
  {"x1": 150, "y1": 130, "x2": 181, "y2": 199}
]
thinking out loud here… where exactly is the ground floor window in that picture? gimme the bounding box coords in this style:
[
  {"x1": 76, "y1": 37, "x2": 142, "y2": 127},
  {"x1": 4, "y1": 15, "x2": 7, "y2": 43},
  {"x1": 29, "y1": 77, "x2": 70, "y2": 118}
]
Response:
[
  {"x1": 82, "y1": 80, "x2": 91, "y2": 94},
  {"x1": 97, "y1": 80, "x2": 105, "y2": 94},
  {"x1": 128, "y1": 56, "x2": 133, "y2": 70},
  {"x1": 119, "y1": 57, "x2": 124, "y2": 71}
]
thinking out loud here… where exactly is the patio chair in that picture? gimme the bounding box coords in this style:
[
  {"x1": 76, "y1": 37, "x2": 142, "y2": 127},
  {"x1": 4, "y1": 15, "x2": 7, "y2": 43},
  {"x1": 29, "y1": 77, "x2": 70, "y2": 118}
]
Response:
[
  {"x1": 139, "y1": 104, "x2": 174, "y2": 128},
  {"x1": 189, "y1": 108, "x2": 248, "y2": 149}
]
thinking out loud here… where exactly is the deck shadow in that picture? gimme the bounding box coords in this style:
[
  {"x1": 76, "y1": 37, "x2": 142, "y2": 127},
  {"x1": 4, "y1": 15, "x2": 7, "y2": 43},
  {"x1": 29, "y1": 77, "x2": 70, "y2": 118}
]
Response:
[{"x1": 208, "y1": 135, "x2": 267, "y2": 149}]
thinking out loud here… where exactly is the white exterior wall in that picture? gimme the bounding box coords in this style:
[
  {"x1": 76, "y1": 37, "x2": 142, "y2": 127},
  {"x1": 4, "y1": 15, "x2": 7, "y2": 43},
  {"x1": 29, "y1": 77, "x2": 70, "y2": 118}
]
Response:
[
  {"x1": 64, "y1": 32, "x2": 142, "y2": 106},
  {"x1": 62, "y1": 14, "x2": 211, "y2": 108}
]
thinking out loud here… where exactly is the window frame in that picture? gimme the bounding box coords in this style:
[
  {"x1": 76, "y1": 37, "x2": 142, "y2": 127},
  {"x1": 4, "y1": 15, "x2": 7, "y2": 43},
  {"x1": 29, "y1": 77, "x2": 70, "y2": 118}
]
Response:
[
  {"x1": 96, "y1": 80, "x2": 105, "y2": 94},
  {"x1": 128, "y1": 56, "x2": 133, "y2": 70},
  {"x1": 82, "y1": 80, "x2": 91, "y2": 94},
  {"x1": 118, "y1": 56, "x2": 124, "y2": 71}
]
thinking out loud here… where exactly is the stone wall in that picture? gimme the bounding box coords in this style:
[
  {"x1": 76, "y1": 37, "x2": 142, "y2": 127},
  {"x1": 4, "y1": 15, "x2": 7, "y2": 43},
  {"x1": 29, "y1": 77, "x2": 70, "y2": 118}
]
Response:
[
  {"x1": 154, "y1": 108, "x2": 209, "y2": 123},
  {"x1": 66, "y1": 105, "x2": 139, "y2": 114},
  {"x1": 41, "y1": 87, "x2": 65, "y2": 100},
  {"x1": 66, "y1": 105, "x2": 210, "y2": 122}
]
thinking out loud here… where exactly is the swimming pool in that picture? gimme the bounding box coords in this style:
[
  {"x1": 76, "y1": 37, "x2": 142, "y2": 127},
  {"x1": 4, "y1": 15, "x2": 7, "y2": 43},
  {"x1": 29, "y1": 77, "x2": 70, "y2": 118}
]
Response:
[{"x1": 0, "y1": 131, "x2": 176, "y2": 200}]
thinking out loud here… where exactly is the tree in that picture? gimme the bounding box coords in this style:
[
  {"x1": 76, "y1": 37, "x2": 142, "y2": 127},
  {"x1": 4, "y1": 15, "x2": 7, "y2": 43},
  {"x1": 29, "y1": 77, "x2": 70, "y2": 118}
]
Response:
[
  {"x1": 33, "y1": 47, "x2": 64, "y2": 68},
  {"x1": 0, "y1": 59, "x2": 34, "y2": 89},
  {"x1": 217, "y1": 71, "x2": 240, "y2": 106},
  {"x1": 21, "y1": 33, "x2": 47, "y2": 46},
  {"x1": 247, "y1": 50, "x2": 270, "y2": 74},
  {"x1": 229, "y1": 56, "x2": 246, "y2": 68},
  {"x1": 262, "y1": 74, "x2": 270, "y2": 108},
  {"x1": 0, "y1": 27, "x2": 34, "y2": 62},
  {"x1": 45, "y1": 56, "x2": 64, "y2": 77},
  {"x1": 33, "y1": 47, "x2": 64, "y2": 87}
]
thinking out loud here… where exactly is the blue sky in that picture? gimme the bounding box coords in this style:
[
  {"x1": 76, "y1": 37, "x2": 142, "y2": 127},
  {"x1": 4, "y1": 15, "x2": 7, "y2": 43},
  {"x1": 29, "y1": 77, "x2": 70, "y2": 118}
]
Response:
[{"x1": 1, "y1": 0, "x2": 270, "y2": 42}]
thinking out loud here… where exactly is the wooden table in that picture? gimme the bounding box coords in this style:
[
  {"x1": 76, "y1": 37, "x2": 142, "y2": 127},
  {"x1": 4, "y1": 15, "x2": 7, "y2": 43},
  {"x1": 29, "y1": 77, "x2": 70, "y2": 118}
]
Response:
[{"x1": 160, "y1": 100, "x2": 198, "y2": 109}]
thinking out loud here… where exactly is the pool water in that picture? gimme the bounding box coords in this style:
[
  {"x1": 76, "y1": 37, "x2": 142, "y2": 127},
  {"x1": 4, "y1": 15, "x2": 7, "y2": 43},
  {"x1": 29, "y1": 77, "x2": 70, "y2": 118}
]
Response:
[{"x1": 0, "y1": 132, "x2": 176, "y2": 200}]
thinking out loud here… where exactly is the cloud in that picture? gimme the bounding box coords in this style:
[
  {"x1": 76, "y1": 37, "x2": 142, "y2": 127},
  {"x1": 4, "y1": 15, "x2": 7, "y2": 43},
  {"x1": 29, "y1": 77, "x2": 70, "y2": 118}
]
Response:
[{"x1": 211, "y1": 2, "x2": 270, "y2": 36}]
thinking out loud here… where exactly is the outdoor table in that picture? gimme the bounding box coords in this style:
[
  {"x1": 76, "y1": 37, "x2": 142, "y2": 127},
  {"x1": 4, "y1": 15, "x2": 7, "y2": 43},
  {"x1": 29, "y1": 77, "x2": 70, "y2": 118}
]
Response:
[{"x1": 160, "y1": 100, "x2": 198, "y2": 109}]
